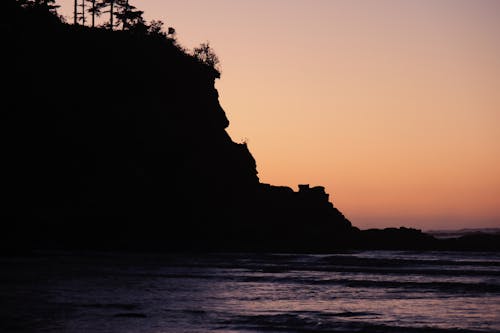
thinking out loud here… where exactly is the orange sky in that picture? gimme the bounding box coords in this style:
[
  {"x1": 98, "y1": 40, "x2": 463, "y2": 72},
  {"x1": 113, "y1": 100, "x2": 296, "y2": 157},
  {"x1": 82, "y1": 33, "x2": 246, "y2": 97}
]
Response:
[{"x1": 56, "y1": 0, "x2": 500, "y2": 230}]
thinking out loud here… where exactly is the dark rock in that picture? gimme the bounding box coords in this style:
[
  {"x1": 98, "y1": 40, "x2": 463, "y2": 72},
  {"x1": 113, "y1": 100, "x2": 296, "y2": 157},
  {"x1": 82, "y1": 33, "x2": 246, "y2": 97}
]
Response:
[
  {"x1": 1, "y1": 1, "x2": 352, "y2": 253},
  {"x1": 2, "y1": 1, "x2": 494, "y2": 252}
]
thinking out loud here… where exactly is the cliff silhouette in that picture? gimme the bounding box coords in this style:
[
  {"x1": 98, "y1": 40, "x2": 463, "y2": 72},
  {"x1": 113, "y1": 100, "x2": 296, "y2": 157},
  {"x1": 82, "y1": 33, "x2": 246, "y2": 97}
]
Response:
[{"x1": 2, "y1": 1, "x2": 498, "y2": 252}]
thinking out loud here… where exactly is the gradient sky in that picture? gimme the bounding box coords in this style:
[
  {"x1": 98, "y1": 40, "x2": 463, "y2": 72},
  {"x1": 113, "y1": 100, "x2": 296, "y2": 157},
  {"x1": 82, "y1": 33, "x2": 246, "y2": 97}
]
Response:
[{"x1": 56, "y1": 0, "x2": 500, "y2": 230}]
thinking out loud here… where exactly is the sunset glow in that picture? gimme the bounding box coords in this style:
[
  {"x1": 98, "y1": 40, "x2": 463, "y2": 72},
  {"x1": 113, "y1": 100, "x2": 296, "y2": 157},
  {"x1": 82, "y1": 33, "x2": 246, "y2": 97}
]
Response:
[{"x1": 56, "y1": 0, "x2": 500, "y2": 230}]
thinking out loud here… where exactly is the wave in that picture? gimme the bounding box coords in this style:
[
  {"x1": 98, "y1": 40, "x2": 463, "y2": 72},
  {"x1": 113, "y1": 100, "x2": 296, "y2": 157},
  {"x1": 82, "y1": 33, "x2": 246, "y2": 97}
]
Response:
[
  {"x1": 126, "y1": 268, "x2": 500, "y2": 294},
  {"x1": 76, "y1": 303, "x2": 140, "y2": 310},
  {"x1": 222, "y1": 312, "x2": 492, "y2": 333}
]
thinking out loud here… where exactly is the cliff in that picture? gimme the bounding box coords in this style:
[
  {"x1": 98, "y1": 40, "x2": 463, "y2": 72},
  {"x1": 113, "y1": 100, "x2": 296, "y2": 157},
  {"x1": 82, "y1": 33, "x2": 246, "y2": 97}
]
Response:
[
  {"x1": 2, "y1": 1, "x2": 353, "y2": 252},
  {"x1": 5, "y1": 2, "x2": 497, "y2": 253}
]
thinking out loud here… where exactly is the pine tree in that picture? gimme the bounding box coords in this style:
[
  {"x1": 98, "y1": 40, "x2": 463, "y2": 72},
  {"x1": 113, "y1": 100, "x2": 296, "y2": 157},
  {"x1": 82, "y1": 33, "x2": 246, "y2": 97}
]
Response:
[
  {"x1": 115, "y1": 0, "x2": 145, "y2": 31},
  {"x1": 80, "y1": 0, "x2": 85, "y2": 26},
  {"x1": 20, "y1": 0, "x2": 59, "y2": 13},
  {"x1": 98, "y1": 0, "x2": 118, "y2": 29},
  {"x1": 120, "y1": 0, "x2": 129, "y2": 30},
  {"x1": 74, "y1": 0, "x2": 77, "y2": 24},
  {"x1": 86, "y1": 0, "x2": 100, "y2": 28}
]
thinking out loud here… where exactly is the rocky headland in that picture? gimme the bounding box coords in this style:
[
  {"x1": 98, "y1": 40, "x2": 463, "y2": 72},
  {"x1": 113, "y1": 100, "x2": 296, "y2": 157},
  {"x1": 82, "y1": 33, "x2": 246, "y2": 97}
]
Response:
[{"x1": 2, "y1": 0, "x2": 498, "y2": 253}]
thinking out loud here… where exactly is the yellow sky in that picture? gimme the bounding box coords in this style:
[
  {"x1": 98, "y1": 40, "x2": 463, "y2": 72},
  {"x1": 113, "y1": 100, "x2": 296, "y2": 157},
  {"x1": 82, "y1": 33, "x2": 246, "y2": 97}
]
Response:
[{"x1": 57, "y1": 0, "x2": 500, "y2": 230}]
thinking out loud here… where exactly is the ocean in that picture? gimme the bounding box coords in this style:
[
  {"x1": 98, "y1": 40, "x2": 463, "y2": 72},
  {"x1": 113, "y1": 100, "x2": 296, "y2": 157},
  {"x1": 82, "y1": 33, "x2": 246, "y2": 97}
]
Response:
[{"x1": 1, "y1": 251, "x2": 499, "y2": 332}]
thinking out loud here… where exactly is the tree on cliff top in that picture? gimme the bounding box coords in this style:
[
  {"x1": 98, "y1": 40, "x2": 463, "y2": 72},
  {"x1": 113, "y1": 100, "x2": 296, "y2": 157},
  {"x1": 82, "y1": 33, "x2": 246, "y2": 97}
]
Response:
[
  {"x1": 115, "y1": 0, "x2": 145, "y2": 31},
  {"x1": 18, "y1": 0, "x2": 59, "y2": 12},
  {"x1": 86, "y1": 0, "x2": 100, "y2": 28},
  {"x1": 193, "y1": 42, "x2": 220, "y2": 73}
]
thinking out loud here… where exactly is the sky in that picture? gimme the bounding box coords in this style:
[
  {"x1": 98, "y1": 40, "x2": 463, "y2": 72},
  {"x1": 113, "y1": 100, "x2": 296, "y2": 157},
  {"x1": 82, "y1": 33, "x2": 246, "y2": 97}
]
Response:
[{"x1": 56, "y1": 0, "x2": 500, "y2": 230}]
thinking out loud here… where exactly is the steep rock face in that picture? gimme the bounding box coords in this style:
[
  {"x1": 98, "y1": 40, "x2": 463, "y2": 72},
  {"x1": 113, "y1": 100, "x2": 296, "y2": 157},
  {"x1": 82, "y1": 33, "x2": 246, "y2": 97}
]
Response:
[{"x1": 2, "y1": 3, "x2": 352, "y2": 251}]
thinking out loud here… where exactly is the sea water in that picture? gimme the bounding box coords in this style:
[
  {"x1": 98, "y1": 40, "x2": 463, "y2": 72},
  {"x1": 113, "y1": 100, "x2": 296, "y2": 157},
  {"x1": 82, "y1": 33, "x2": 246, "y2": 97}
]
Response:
[{"x1": 1, "y1": 251, "x2": 499, "y2": 332}]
